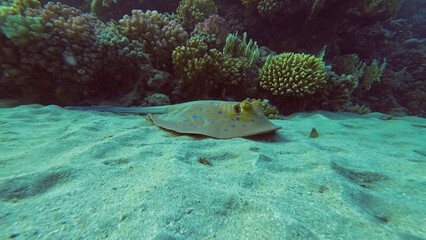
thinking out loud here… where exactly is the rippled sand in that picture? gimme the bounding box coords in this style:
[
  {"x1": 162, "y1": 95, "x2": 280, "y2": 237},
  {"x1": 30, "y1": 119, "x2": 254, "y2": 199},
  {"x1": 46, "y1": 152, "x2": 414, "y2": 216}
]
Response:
[{"x1": 0, "y1": 104, "x2": 425, "y2": 239}]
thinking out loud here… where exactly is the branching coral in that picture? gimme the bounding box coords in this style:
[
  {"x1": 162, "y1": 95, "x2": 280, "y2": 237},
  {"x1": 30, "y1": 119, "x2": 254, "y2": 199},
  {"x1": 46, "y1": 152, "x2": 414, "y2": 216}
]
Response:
[
  {"x1": 172, "y1": 31, "x2": 260, "y2": 98},
  {"x1": 194, "y1": 14, "x2": 230, "y2": 48},
  {"x1": 259, "y1": 52, "x2": 326, "y2": 97},
  {"x1": 332, "y1": 54, "x2": 366, "y2": 82},
  {"x1": 320, "y1": 68, "x2": 359, "y2": 111},
  {"x1": 240, "y1": 0, "x2": 312, "y2": 20},
  {"x1": 172, "y1": 36, "x2": 251, "y2": 98},
  {"x1": 0, "y1": 2, "x2": 152, "y2": 105},
  {"x1": 0, "y1": 14, "x2": 47, "y2": 46},
  {"x1": 172, "y1": 37, "x2": 222, "y2": 96},
  {"x1": 119, "y1": 10, "x2": 188, "y2": 69},
  {"x1": 176, "y1": 0, "x2": 217, "y2": 32},
  {"x1": 0, "y1": 0, "x2": 41, "y2": 16},
  {"x1": 256, "y1": 0, "x2": 285, "y2": 19},
  {"x1": 360, "y1": 59, "x2": 386, "y2": 90},
  {"x1": 1, "y1": 2, "x2": 101, "y2": 103},
  {"x1": 0, "y1": 0, "x2": 48, "y2": 46},
  {"x1": 332, "y1": 54, "x2": 386, "y2": 91},
  {"x1": 223, "y1": 32, "x2": 259, "y2": 68}
]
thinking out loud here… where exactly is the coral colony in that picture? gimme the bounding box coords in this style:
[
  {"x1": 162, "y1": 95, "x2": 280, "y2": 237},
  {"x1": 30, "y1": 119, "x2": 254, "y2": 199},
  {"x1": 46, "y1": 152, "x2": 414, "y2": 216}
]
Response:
[{"x1": 0, "y1": 0, "x2": 424, "y2": 117}]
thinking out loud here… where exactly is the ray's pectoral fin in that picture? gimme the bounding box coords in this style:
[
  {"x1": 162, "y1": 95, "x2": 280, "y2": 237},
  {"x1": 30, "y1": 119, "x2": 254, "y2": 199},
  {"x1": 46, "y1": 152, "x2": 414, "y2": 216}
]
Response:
[{"x1": 148, "y1": 100, "x2": 281, "y2": 139}]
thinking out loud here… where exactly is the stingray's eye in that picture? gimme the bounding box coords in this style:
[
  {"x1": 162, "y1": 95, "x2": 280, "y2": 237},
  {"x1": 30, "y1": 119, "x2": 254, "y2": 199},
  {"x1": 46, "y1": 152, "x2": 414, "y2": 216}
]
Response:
[
  {"x1": 240, "y1": 101, "x2": 252, "y2": 111},
  {"x1": 233, "y1": 104, "x2": 242, "y2": 114}
]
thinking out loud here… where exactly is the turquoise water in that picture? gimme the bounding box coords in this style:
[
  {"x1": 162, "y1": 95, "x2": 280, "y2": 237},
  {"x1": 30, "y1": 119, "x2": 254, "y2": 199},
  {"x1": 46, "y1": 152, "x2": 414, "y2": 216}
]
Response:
[{"x1": 0, "y1": 0, "x2": 425, "y2": 239}]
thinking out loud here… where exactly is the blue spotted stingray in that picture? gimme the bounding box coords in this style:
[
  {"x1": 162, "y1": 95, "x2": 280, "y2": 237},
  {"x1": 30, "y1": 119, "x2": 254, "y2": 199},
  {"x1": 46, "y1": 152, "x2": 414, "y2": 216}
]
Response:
[{"x1": 65, "y1": 100, "x2": 281, "y2": 139}]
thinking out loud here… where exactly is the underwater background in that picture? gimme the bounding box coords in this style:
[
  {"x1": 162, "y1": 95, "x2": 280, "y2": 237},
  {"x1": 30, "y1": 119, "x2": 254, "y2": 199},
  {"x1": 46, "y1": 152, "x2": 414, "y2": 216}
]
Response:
[
  {"x1": 0, "y1": 1, "x2": 426, "y2": 239},
  {"x1": 0, "y1": 0, "x2": 425, "y2": 117}
]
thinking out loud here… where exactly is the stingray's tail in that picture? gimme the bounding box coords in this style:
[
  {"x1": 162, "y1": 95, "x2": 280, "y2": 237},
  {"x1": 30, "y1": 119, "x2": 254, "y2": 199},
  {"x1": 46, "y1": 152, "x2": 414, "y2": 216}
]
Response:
[{"x1": 64, "y1": 106, "x2": 167, "y2": 114}]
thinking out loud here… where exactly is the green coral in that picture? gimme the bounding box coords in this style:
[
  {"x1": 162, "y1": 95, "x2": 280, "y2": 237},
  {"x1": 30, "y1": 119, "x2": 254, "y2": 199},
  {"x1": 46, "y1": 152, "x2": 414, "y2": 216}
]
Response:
[
  {"x1": 0, "y1": 0, "x2": 48, "y2": 46},
  {"x1": 172, "y1": 36, "x2": 251, "y2": 97},
  {"x1": 172, "y1": 37, "x2": 221, "y2": 96},
  {"x1": 257, "y1": 0, "x2": 284, "y2": 19},
  {"x1": 190, "y1": 30, "x2": 222, "y2": 50},
  {"x1": 119, "y1": 10, "x2": 188, "y2": 69},
  {"x1": 223, "y1": 32, "x2": 259, "y2": 68},
  {"x1": 176, "y1": 0, "x2": 217, "y2": 32},
  {"x1": 360, "y1": 58, "x2": 386, "y2": 90},
  {"x1": 0, "y1": 0, "x2": 40, "y2": 17},
  {"x1": 332, "y1": 54, "x2": 366, "y2": 83},
  {"x1": 332, "y1": 55, "x2": 386, "y2": 91},
  {"x1": 0, "y1": 14, "x2": 47, "y2": 46},
  {"x1": 259, "y1": 52, "x2": 326, "y2": 97}
]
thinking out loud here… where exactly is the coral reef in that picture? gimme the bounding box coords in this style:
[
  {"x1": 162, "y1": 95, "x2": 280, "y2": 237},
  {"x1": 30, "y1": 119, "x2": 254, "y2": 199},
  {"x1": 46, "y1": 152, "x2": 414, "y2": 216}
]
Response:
[
  {"x1": 223, "y1": 32, "x2": 259, "y2": 68},
  {"x1": 0, "y1": 0, "x2": 423, "y2": 117},
  {"x1": 359, "y1": 59, "x2": 386, "y2": 90},
  {"x1": 172, "y1": 31, "x2": 260, "y2": 99},
  {"x1": 332, "y1": 54, "x2": 366, "y2": 82},
  {"x1": 259, "y1": 52, "x2": 326, "y2": 97},
  {"x1": 119, "y1": 10, "x2": 188, "y2": 70},
  {"x1": 143, "y1": 93, "x2": 171, "y2": 106},
  {"x1": 0, "y1": 0, "x2": 41, "y2": 16},
  {"x1": 194, "y1": 14, "x2": 230, "y2": 48},
  {"x1": 89, "y1": 0, "x2": 181, "y2": 22},
  {"x1": 0, "y1": 2, "x2": 151, "y2": 105},
  {"x1": 172, "y1": 37, "x2": 242, "y2": 98},
  {"x1": 0, "y1": 0, "x2": 47, "y2": 46},
  {"x1": 172, "y1": 37, "x2": 220, "y2": 97},
  {"x1": 319, "y1": 67, "x2": 360, "y2": 112},
  {"x1": 176, "y1": 0, "x2": 217, "y2": 32}
]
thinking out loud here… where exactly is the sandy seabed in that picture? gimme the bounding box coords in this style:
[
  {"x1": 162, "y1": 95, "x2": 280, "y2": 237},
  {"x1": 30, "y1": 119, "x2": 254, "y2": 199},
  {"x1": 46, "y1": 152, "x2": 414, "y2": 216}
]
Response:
[{"x1": 0, "y1": 103, "x2": 425, "y2": 239}]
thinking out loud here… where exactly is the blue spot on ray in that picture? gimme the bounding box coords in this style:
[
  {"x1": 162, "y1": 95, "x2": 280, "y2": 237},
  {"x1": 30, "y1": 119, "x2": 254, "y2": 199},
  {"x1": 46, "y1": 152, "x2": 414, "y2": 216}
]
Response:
[
  {"x1": 242, "y1": 124, "x2": 247, "y2": 127},
  {"x1": 218, "y1": 111, "x2": 222, "y2": 114},
  {"x1": 236, "y1": 117, "x2": 240, "y2": 121},
  {"x1": 193, "y1": 115, "x2": 197, "y2": 118},
  {"x1": 211, "y1": 121, "x2": 215, "y2": 124},
  {"x1": 224, "y1": 129, "x2": 228, "y2": 132},
  {"x1": 231, "y1": 125, "x2": 236, "y2": 128},
  {"x1": 251, "y1": 119, "x2": 255, "y2": 122},
  {"x1": 183, "y1": 120, "x2": 188, "y2": 122}
]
